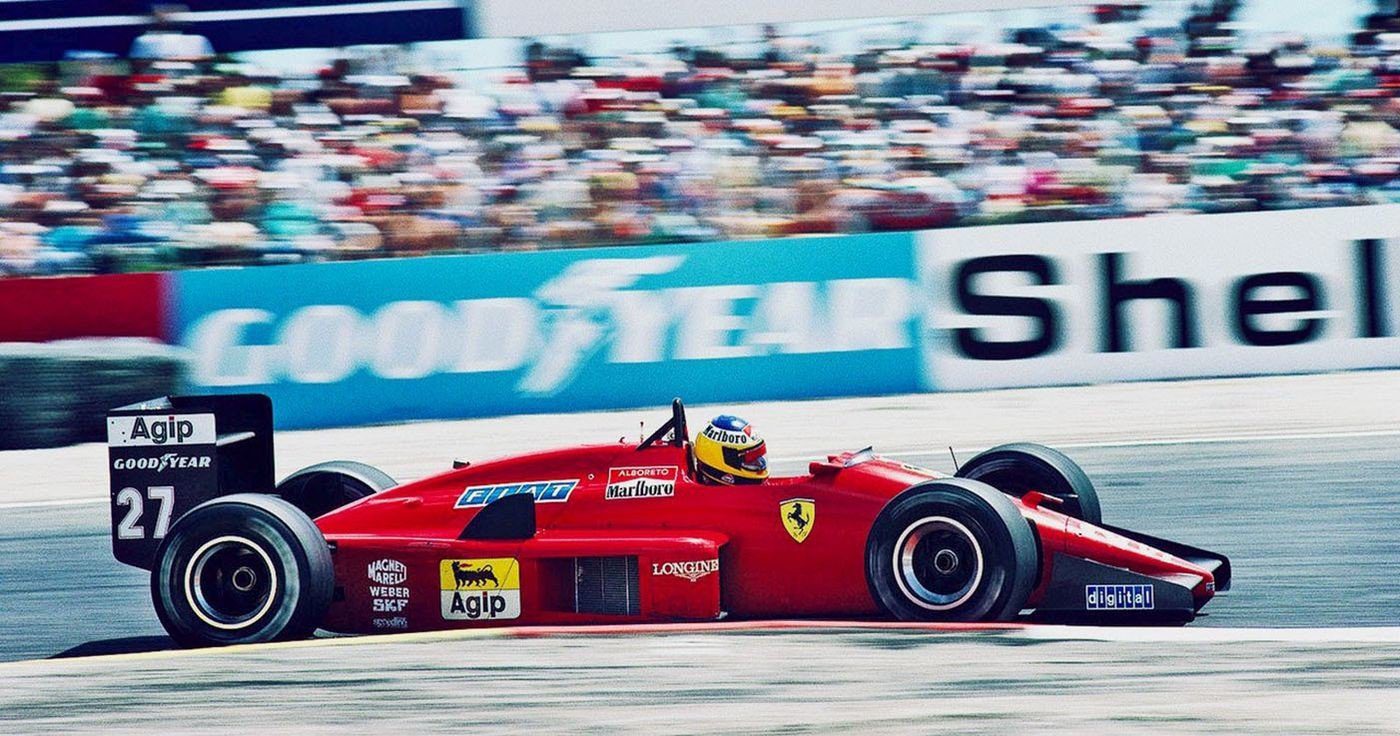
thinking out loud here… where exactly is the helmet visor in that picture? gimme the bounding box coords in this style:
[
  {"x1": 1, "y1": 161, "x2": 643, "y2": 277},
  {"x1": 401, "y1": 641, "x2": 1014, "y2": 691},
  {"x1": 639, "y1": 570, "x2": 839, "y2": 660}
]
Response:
[{"x1": 722, "y1": 440, "x2": 767, "y2": 473}]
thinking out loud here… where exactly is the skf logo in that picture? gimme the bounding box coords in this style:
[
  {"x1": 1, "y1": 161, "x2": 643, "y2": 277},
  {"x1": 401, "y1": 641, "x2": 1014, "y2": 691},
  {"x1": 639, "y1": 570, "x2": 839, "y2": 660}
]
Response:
[
  {"x1": 440, "y1": 558, "x2": 521, "y2": 621},
  {"x1": 107, "y1": 414, "x2": 216, "y2": 447},
  {"x1": 651, "y1": 558, "x2": 718, "y2": 582},
  {"x1": 781, "y1": 498, "x2": 815, "y2": 543},
  {"x1": 454, "y1": 479, "x2": 577, "y2": 508},
  {"x1": 368, "y1": 558, "x2": 410, "y2": 616}
]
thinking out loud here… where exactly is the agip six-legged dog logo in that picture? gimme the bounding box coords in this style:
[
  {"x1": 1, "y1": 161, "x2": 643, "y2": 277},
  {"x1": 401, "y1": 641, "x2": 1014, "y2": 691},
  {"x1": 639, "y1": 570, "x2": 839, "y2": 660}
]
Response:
[
  {"x1": 451, "y1": 561, "x2": 499, "y2": 588},
  {"x1": 440, "y1": 558, "x2": 520, "y2": 621}
]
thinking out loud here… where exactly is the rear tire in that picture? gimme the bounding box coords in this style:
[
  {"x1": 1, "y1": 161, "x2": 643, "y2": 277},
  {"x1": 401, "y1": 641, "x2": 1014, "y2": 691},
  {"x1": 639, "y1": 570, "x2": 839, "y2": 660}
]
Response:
[
  {"x1": 866, "y1": 479, "x2": 1038, "y2": 622},
  {"x1": 276, "y1": 460, "x2": 396, "y2": 518},
  {"x1": 151, "y1": 494, "x2": 334, "y2": 648},
  {"x1": 956, "y1": 443, "x2": 1102, "y2": 525}
]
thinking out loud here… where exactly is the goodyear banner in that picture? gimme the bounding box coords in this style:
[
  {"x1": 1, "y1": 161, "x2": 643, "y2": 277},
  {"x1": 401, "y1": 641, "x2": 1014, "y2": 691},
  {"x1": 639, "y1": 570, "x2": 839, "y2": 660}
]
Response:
[
  {"x1": 38, "y1": 205, "x2": 1397, "y2": 431},
  {"x1": 171, "y1": 234, "x2": 923, "y2": 428}
]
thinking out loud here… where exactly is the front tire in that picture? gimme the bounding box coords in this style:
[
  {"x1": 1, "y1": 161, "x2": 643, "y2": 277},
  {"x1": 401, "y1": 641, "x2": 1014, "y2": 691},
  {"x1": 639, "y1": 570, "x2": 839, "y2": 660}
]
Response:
[
  {"x1": 151, "y1": 494, "x2": 334, "y2": 648},
  {"x1": 956, "y1": 442, "x2": 1102, "y2": 525},
  {"x1": 866, "y1": 479, "x2": 1038, "y2": 622}
]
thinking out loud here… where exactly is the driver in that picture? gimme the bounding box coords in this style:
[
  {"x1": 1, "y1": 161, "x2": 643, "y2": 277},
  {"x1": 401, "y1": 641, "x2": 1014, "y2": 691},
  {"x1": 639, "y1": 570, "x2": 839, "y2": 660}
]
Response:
[{"x1": 693, "y1": 415, "x2": 768, "y2": 485}]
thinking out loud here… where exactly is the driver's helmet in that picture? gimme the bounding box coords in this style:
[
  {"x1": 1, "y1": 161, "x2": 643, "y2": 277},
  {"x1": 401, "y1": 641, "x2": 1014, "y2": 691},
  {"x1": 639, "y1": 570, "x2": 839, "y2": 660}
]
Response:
[{"x1": 694, "y1": 415, "x2": 768, "y2": 485}]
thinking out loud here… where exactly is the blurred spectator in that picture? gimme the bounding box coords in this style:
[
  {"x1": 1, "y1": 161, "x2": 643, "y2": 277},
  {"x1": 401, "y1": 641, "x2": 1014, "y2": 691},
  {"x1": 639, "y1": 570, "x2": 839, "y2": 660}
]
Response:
[{"x1": 5, "y1": 3, "x2": 1400, "y2": 277}]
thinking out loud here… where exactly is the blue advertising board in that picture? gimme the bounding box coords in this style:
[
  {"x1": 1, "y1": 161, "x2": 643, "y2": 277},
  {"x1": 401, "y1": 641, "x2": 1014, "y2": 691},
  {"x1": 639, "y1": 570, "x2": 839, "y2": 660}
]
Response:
[{"x1": 171, "y1": 233, "x2": 924, "y2": 428}]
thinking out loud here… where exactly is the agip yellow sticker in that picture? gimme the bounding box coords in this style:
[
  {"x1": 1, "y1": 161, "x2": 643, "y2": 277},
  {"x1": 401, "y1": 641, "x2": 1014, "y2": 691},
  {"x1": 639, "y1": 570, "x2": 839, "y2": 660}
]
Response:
[{"x1": 439, "y1": 558, "x2": 521, "y2": 620}]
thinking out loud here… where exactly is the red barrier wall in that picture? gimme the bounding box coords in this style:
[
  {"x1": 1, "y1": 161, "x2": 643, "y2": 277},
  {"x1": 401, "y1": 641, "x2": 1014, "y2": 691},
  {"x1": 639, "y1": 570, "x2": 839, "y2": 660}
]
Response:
[{"x1": 0, "y1": 273, "x2": 167, "y2": 342}]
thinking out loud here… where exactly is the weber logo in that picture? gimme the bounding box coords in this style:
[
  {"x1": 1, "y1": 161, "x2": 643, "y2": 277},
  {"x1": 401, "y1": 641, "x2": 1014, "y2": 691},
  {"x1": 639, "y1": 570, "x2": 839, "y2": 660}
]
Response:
[
  {"x1": 605, "y1": 466, "x2": 678, "y2": 500},
  {"x1": 368, "y1": 559, "x2": 410, "y2": 618},
  {"x1": 107, "y1": 414, "x2": 216, "y2": 447}
]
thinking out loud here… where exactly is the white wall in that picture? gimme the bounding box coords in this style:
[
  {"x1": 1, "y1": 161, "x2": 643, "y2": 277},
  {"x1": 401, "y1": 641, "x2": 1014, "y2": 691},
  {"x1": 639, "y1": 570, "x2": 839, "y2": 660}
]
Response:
[
  {"x1": 916, "y1": 206, "x2": 1400, "y2": 390},
  {"x1": 469, "y1": 0, "x2": 1097, "y2": 37}
]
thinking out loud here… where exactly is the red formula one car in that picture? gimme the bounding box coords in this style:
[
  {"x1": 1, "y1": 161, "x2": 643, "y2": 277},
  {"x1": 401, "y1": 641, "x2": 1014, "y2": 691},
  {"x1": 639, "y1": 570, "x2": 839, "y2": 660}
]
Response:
[{"x1": 105, "y1": 396, "x2": 1229, "y2": 647}]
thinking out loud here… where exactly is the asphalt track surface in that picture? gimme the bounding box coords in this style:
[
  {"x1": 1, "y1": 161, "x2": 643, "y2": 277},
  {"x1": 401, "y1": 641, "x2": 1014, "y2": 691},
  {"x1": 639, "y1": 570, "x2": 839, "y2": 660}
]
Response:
[
  {"x1": 1, "y1": 374, "x2": 1399, "y2": 733},
  {"x1": 2, "y1": 433, "x2": 1398, "y2": 664},
  {"x1": 2, "y1": 625, "x2": 1399, "y2": 734}
]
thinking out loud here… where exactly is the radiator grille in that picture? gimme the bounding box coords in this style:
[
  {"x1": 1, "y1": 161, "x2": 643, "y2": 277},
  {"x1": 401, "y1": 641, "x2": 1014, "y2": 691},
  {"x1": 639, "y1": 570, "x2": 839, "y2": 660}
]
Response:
[{"x1": 574, "y1": 556, "x2": 640, "y2": 615}]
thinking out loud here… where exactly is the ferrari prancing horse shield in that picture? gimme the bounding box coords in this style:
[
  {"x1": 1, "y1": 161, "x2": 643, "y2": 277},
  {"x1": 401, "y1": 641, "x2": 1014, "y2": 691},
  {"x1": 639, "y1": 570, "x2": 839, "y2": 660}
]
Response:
[{"x1": 781, "y1": 497, "x2": 814, "y2": 543}]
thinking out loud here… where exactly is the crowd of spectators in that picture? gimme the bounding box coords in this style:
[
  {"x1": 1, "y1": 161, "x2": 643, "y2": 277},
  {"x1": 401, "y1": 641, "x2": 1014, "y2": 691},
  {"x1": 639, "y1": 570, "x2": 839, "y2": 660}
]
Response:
[{"x1": 6, "y1": 1, "x2": 1400, "y2": 276}]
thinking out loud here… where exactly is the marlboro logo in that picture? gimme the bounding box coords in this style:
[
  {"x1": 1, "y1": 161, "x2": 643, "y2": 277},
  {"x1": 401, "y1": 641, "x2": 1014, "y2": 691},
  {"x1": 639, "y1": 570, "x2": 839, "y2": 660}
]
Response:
[{"x1": 605, "y1": 466, "x2": 678, "y2": 500}]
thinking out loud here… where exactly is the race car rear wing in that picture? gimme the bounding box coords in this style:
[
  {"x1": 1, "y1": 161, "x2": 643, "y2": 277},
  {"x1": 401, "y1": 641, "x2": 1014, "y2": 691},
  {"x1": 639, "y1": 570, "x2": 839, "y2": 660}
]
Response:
[{"x1": 107, "y1": 394, "x2": 274, "y2": 569}]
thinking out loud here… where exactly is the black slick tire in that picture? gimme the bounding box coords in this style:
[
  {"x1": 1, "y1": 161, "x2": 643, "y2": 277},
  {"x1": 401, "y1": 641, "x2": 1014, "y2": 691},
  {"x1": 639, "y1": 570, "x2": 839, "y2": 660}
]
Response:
[
  {"x1": 866, "y1": 479, "x2": 1038, "y2": 622},
  {"x1": 151, "y1": 494, "x2": 333, "y2": 648},
  {"x1": 956, "y1": 442, "x2": 1102, "y2": 524}
]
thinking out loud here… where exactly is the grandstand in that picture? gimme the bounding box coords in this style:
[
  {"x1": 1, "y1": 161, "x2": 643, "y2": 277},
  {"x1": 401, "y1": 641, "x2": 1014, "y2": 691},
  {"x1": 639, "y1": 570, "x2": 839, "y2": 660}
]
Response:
[{"x1": 3, "y1": 1, "x2": 1400, "y2": 276}]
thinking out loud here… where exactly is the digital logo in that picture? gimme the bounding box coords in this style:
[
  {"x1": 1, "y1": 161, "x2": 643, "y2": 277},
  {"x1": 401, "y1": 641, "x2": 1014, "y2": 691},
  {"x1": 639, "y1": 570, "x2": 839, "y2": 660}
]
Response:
[
  {"x1": 454, "y1": 480, "x2": 578, "y2": 508},
  {"x1": 605, "y1": 466, "x2": 678, "y2": 500},
  {"x1": 1085, "y1": 584, "x2": 1155, "y2": 610},
  {"x1": 781, "y1": 498, "x2": 815, "y2": 543},
  {"x1": 440, "y1": 558, "x2": 521, "y2": 621}
]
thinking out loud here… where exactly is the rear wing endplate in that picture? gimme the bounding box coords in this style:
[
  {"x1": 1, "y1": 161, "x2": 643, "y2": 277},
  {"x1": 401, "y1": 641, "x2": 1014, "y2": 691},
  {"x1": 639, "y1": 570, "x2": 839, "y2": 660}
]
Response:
[{"x1": 107, "y1": 394, "x2": 274, "y2": 569}]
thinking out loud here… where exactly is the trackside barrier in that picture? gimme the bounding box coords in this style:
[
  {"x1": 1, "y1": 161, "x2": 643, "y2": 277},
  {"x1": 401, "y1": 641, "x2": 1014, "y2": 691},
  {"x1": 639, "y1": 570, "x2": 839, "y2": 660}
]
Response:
[
  {"x1": 171, "y1": 233, "x2": 924, "y2": 428},
  {"x1": 168, "y1": 207, "x2": 1400, "y2": 427},
  {"x1": 1, "y1": 206, "x2": 1397, "y2": 437},
  {"x1": 913, "y1": 205, "x2": 1400, "y2": 389}
]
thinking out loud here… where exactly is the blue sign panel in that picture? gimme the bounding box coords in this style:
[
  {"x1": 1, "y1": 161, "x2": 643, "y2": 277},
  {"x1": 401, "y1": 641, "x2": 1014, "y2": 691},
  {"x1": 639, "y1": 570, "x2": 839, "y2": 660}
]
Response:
[{"x1": 171, "y1": 234, "x2": 923, "y2": 428}]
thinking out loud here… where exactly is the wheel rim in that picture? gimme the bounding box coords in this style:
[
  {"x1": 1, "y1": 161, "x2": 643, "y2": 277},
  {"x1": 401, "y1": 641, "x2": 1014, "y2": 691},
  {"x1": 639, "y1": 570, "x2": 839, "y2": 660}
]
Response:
[
  {"x1": 892, "y1": 516, "x2": 984, "y2": 611},
  {"x1": 183, "y1": 535, "x2": 279, "y2": 630}
]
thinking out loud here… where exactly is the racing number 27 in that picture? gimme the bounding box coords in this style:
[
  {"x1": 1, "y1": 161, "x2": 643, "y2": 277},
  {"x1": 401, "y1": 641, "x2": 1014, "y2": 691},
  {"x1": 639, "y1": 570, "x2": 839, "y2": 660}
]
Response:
[{"x1": 115, "y1": 486, "x2": 175, "y2": 540}]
